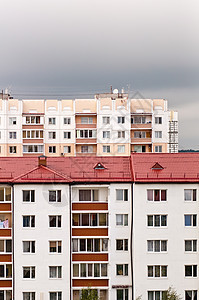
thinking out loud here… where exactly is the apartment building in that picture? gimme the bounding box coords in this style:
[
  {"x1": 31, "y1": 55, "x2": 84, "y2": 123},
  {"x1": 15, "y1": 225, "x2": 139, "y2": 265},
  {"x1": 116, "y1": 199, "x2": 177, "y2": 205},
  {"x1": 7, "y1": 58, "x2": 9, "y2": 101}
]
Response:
[
  {"x1": 0, "y1": 90, "x2": 178, "y2": 157},
  {"x1": 0, "y1": 153, "x2": 198, "y2": 300}
]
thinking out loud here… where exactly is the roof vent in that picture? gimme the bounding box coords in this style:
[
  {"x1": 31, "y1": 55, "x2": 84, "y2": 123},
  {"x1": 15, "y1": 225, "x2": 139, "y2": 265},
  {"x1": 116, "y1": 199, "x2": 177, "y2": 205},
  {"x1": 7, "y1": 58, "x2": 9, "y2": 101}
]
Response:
[
  {"x1": 38, "y1": 155, "x2": 47, "y2": 167},
  {"x1": 94, "y1": 162, "x2": 106, "y2": 170},
  {"x1": 151, "y1": 162, "x2": 164, "y2": 170}
]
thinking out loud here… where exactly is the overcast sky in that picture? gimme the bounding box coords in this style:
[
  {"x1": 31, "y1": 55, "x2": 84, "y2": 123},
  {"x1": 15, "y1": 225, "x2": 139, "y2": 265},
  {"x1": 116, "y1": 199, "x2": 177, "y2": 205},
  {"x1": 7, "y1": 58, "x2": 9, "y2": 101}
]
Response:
[{"x1": 0, "y1": 0, "x2": 199, "y2": 149}]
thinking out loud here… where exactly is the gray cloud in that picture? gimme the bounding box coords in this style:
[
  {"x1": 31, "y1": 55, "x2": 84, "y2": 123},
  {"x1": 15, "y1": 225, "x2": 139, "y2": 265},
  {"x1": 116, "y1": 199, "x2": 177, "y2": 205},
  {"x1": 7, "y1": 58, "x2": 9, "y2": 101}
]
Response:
[{"x1": 0, "y1": 0, "x2": 199, "y2": 148}]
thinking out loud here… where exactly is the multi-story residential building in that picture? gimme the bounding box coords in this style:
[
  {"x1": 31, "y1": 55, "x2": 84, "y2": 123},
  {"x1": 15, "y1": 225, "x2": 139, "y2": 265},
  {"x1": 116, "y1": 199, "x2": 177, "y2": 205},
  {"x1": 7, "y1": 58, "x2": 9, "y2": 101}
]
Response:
[
  {"x1": 0, "y1": 90, "x2": 178, "y2": 157},
  {"x1": 0, "y1": 153, "x2": 198, "y2": 300}
]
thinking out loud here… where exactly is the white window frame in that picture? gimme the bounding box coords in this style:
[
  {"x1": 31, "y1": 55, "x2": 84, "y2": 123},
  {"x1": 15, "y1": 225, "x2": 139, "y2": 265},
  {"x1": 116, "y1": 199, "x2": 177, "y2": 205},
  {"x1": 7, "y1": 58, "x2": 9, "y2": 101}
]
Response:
[
  {"x1": 102, "y1": 131, "x2": 110, "y2": 139},
  {"x1": 0, "y1": 239, "x2": 12, "y2": 253},
  {"x1": 147, "y1": 240, "x2": 167, "y2": 252},
  {"x1": 49, "y1": 216, "x2": 62, "y2": 228},
  {"x1": 103, "y1": 145, "x2": 110, "y2": 153},
  {"x1": 23, "y1": 241, "x2": 35, "y2": 253},
  {"x1": 49, "y1": 266, "x2": 62, "y2": 279},
  {"x1": 23, "y1": 266, "x2": 35, "y2": 279},
  {"x1": 49, "y1": 146, "x2": 56, "y2": 153},
  {"x1": 63, "y1": 146, "x2": 71, "y2": 153},
  {"x1": 23, "y1": 190, "x2": 35, "y2": 202},
  {"x1": 116, "y1": 189, "x2": 128, "y2": 201},
  {"x1": 184, "y1": 189, "x2": 197, "y2": 201},
  {"x1": 118, "y1": 116, "x2": 125, "y2": 124},
  {"x1": 185, "y1": 240, "x2": 197, "y2": 252},
  {"x1": 155, "y1": 117, "x2": 162, "y2": 124},
  {"x1": 116, "y1": 214, "x2": 128, "y2": 226},
  {"x1": 23, "y1": 292, "x2": 35, "y2": 300},
  {"x1": 48, "y1": 118, "x2": 56, "y2": 125},
  {"x1": 49, "y1": 241, "x2": 62, "y2": 253},
  {"x1": 9, "y1": 117, "x2": 17, "y2": 125},
  {"x1": 155, "y1": 145, "x2": 162, "y2": 153},
  {"x1": 155, "y1": 131, "x2": 162, "y2": 138},
  {"x1": 49, "y1": 190, "x2": 61, "y2": 203},
  {"x1": 63, "y1": 117, "x2": 71, "y2": 125},
  {"x1": 147, "y1": 215, "x2": 167, "y2": 227},
  {"x1": 102, "y1": 117, "x2": 110, "y2": 124},
  {"x1": 147, "y1": 265, "x2": 167, "y2": 278}
]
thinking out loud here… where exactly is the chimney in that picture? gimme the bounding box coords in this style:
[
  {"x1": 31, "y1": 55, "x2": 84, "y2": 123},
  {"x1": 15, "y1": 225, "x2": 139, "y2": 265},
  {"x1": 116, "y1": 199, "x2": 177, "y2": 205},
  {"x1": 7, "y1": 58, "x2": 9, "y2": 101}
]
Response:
[
  {"x1": 38, "y1": 155, "x2": 47, "y2": 166},
  {"x1": 110, "y1": 85, "x2": 113, "y2": 94}
]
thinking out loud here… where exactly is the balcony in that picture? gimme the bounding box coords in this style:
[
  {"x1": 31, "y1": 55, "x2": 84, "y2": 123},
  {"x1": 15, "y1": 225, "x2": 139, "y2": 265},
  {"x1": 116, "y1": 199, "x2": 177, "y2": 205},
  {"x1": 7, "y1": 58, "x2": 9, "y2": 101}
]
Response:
[
  {"x1": 131, "y1": 123, "x2": 152, "y2": 129},
  {"x1": 131, "y1": 138, "x2": 152, "y2": 144},
  {"x1": 76, "y1": 138, "x2": 97, "y2": 144},
  {"x1": 76, "y1": 123, "x2": 97, "y2": 129}
]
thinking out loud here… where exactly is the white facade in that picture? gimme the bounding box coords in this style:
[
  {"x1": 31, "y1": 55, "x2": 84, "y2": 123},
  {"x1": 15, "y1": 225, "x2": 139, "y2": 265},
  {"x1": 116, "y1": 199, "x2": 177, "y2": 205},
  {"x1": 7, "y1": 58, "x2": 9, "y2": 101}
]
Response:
[{"x1": 14, "y1": 184, "x2": 71, "y2": 300}]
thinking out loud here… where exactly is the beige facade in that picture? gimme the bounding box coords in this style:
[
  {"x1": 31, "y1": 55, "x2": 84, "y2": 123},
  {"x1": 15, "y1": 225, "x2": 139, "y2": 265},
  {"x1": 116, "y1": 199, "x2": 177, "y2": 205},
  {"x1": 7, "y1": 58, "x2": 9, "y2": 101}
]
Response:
[{"x1": 0, "y1": 91, "x2": 178, "y2": 156}]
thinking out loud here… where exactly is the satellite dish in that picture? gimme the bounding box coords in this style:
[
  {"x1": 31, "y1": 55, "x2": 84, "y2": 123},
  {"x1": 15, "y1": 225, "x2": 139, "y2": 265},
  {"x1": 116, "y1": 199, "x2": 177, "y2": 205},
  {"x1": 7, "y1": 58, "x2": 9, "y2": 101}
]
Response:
[{"x1": 113, "y1": 89, "x2": 118, "y2": 94}]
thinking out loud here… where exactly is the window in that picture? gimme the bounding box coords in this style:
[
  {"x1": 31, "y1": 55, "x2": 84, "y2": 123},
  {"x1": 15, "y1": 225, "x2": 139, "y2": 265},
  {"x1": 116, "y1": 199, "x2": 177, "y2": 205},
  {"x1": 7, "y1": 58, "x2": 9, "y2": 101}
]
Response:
[
  {"x1": 185, "y1": 265, "x2": 197, "y2": 277},
  {"x1": 185, "y1": 291, "x2": 197, "y2": 300},
  {"x1": 49, "y1": 132, "x2": 56, "y2": 139},
  {"x1": 118, "y1": 131, "x2": 125, "y2": 138},
  {"x1": 0, "y1": 240, "x2": 12, "y2": 253},
  {"x1": 63, "y1": 146, "x2": 71, "y2": 153},
  {"x1": 116, "y1": 264, "x2": 128, "y2": 276},
  {"x1": 116, "y1": 189, "x2": 128, "y2": 201},
  {"x1": 102, "y1": 117, "x2": 110, "y2": 124},
  {"x1": 23, "y1": 190, "x2": 35, "y2": 202},
  {"x1": 147, "y1": 240, "x2": 167, "y2": 252},
  {"x1": 23, "y1": 130, "x2": 43, "y2": 139},
  {"x1": 23, "y1": 216, "x2": 35, "y2": 228},
  {"x1": 64, "y1": 117, "x2": 71, "y2": 125},
  {"x1": 73, "y1": 263, "x2": 107, "y2": 278},
  {"x1": 116, "y1": 214, "x2": 128, "y2": 226},
  {"x1": 49, "y1": 241, "x2": 62, "y2": 253},
  {"x1": 9, "y1": 146, "x2": 16, "y2": 154},
  {"x1": 49, "y1": 266, "x2": 62, "y2": 278},
  {"x1": 23, "y1": 241, "x2": 35, "y2": 253},
  {"x1": 185, "y1": 240, "x2": 197, "y2": 252},
  {"x1": 117, "y1": 289, "x2": 129, "y2": 300},
  {"x1": 49, "y1": 118, "x2": 56, "y2": 125},
  {"x1": 49, "y1": 190, "x2": 61, "y2": 202},
  {"x1": 155, "y1": 131, "x2": 162, "y2": 138},
  {"x1": 79, "y1": 190, "x2": 98, "y2": 201},
  {"x1": 49, "y1": 292, "x2": 62, "y2": 300},
  {"x1": 155, "y1": 145, "x2": 162, "y2": 153},
  {"x1": 131, "y1": 116, "x2": 146, "y2": 124},
  {"x1": 23, "y1": 292, "x2": 35, "y2": 300},
  {"x1": 116, "y1": 239, "x2": 128, "y2": 251},
  {"x1": 147, "y1": 215, "x2": 167, "y2": 227},
  {"x1": 147, "y1": 189, "x2": 167, "y2": 201},
  {"x1": 118, "y1": 145, "x2": 125, "y2": 153},
  {"x1": 72, "y1": 213, "x2": 108, "y2": 227},
  {"x1": 23, "y1": 266, "x2": 35, "y2": 278},
  {"x1": 0, "y1": 291, "x2": 12, "y2": 300},
  {"x1": 184, "y1": 189, "x2": 197, "y2": 201},
  {"x1": 81, "y1": 146, "x2": 93, "y2": 153},
  {"x1": 184, "y1": 215, "x2": 197, "y2": 227},
  {"x1": 76, "y1": 129, "x2": 96, "y2": 138},
  {"x1": 49, "y1": 146, "x2": 56, "y2": 153},
  {"x1": 26, "y1": 116, "x2": 40, "y2": 124},
  {"x1": 9, "y1": 117, "x2": 17, "y2": 125},
  {"x1": 81, "y1": 117, "x2": 93, "y2": 124},
  {"x1": 118, "y1": 117, "x2": 125, "y2": 124},
  {"x1": 148, "y1": 291, "x2": 167, "y2": 300},
  {"x1": 23, "y1": 145, "x2": 43, "y2": 153},
  {"x1": 103, "y1": 131, "x2": 110, "y2": 138},
  {"x1": 155, "y1": 117, "x2": 162, "y2": 124},
  {"x1": 0, "y1": 264, "x2": 12, "y2": 278},
  {"x1": 148, "y1": 265, "x2": 167, "y2": 277},
  {"x1": 64, "y1": 131, "x2": 71, "y2": 139},
  {"x1": 72, "y1": 238, "x2": 108, "y2": 252},
  {"x1": 0, "y1": 187, "x2": 11, "y2": 202},
  {"x1": 103, "y1": 145, "x2": 110, "y2": 153},
  {"x1": 134, "y1": 131, "x2": 146, "y2": 138},
  {"x1": 49, "y1": 216, "x2": 61, "y2": 228}
]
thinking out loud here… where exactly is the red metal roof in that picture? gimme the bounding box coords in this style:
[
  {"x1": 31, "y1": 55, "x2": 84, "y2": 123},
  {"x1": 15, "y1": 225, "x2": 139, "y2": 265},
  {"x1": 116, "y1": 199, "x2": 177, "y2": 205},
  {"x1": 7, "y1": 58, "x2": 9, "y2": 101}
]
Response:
[
  {"x1": 0, "y1": 154, "x2": 199, "y2": 184},
  {"x1": 0, "y1": 156, "x2": 132, "y2": 183},
  {"x1": 131, "y1": 153, "x2": 199, "y2": 182}
]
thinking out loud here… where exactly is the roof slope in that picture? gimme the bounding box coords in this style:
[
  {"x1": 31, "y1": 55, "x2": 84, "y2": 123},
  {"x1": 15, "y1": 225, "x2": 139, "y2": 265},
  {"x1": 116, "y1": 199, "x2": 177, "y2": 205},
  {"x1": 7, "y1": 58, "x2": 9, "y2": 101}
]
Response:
[
  {"x1": 0, "y1": 156, "x2": 132, "y2": 183},
  {"x1": 131, "y1": 153, "x2": 199, "y2": 182}
]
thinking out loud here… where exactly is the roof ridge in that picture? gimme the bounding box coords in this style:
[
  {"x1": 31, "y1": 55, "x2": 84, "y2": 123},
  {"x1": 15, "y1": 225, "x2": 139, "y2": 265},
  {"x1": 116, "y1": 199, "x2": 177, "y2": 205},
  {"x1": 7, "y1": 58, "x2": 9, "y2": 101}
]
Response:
[{"x1": 11, "y1": 164, "x2": 72, "y2": 183}]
